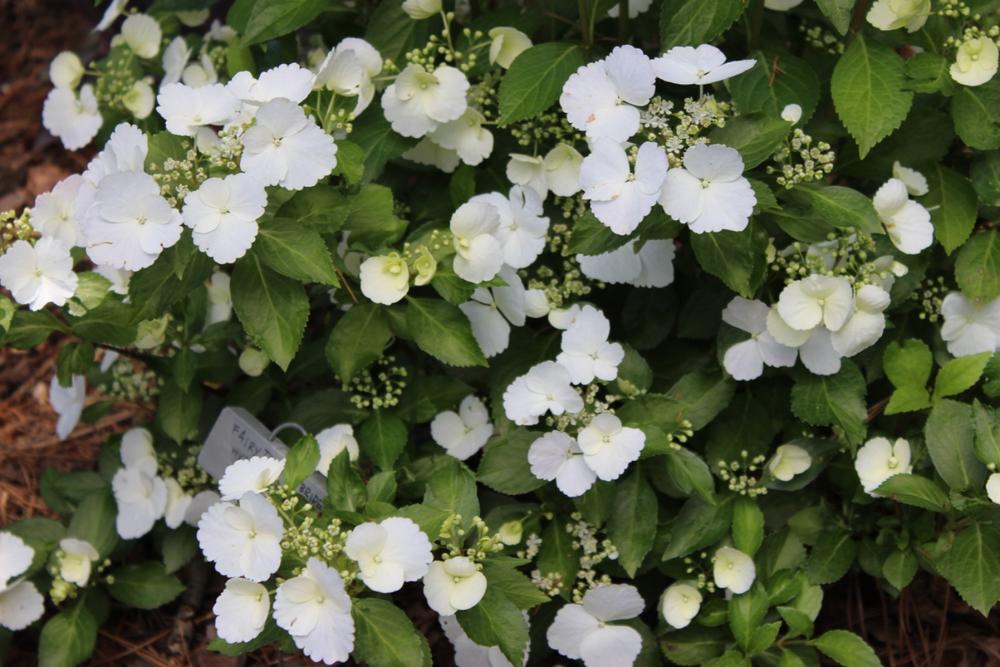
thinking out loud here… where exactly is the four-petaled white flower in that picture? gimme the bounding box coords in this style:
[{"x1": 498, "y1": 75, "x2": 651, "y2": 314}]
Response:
[
  {"x1": 488, "y1": 27, "x2": 532, "y2": 68},
  {"x1": 560, "y1": 45, "x2": 655, "y2": 142},
  {"x1": 766, "y1": 308, "x2": 844, "y2": 376},
  {"x1": 580, "y1": 140, "x2": 668, "y2": 235},
  {"x1": 50, "y1": 51, "x2": 84, "y2": 89},
  {"x1": 713, "y1": 546, "x2": 756, "y2": 594},
  {"x1": 218, "y1": 456, "x2": 285, "y2": 501},
  {"x1": 382, "y1": 63, "x2": 470, "y2": 138},
  {"x1": 182, "y1": 173, "x2": 268, "y2": 264},
  {"x1": 652, "y1": 45, "x2": 755, "y2": 85},
  {"x1": 315, "y1": 38, "x2": 383, "y2": 117},
  {"x1": 0, "y1": 238, "x2": 78, "y2": 312},
  {"x1": 429, "y1": 108, "x2": 494, "y2": 166},
  {"x1": 42, "y1": 84, "x2": 102, "y2": 150},
  {"x1": 123, "y1": 80, "x2": 155, "y2": 120},
  {"x1": 424, "y1": 556, "x2": 488, "y2": 615},
  {"x1": 660, "y1": 582, "x2": 702, "y2": 629},
  {"x1": 768, "y1": 444, "x2": 812, "y2": 482},
  {"x1": 227, "y1": 63, "x2": 316, "y2": 113},
  {"x1": 316, "y1": 424, "x2": 361, "y2": 472},
  {"x1": 120, "y1": 426, "x2": 158, "y2": 476},
  {"x1": 213, "y1": 578, "x2": 270, "y2": 644},
  {"x1": 402, "y1": 0, "x2": 442, "y2": 19},
  {"x1": 855, "y1": 436, "x2": 913, "y2": 495},
  {"x1": 240, "y1": 98, "x2": 338, "y2": 191},
  {"x1": 450, "y1": 199, "x2": 503, "y2": 283},
  {"x1": 197, "y1": 491, "x2": 284, "y2": 581},
  {"x1": 547, "y1": 584, "x2": 645, "y2": 667},
  {"x1": 162, "y1": 36, "x2": 190, "y2": 86},
  {"x1": 49, "y1": 374, "x2": 86, "y2": 440},
  {"x1": 0, "y1": 532, "x2": 45, "y2": 631},
  {"x1": 556, "y1": 305, "x2": 625, "y2": 384},
  {"x1": 112, "y1": 466, "x2": 168, "y2": 539},
  {"x1": 156, "y1": 83, "x2": 239, "y2": 137},
  {"x1": 721, "y1": 297, "x2": 797, "y2": 381},
  {"x1": 660, "y1": 143, "x2": 756, "y2": 233},
  {"x1": 344, "y1": 517, "x2": 433, "y2": 593},
  {"x1": 577, "y1": 413, "x2": 645, "y2": 481},
  {"x1": 867, "y1": 0, "x2": 931, "y2": 33},
  {"x1": 776, "y1": 274, "x2": 854, "y2": 332},
  {"x1": 940, "y1": 292, "x2": 1000, "y2": 357},
  {"x1": 492, "y1": 187, "x2": 550, "y2": 269},
  {"x1": 431, "y1": 395, "x2": 494, "y2": 460},
  {"x1": 506, "y1": 144, "x2": 584, "y2": 200},
  {"x1": 950, "y1": 37, "x2": 999, "y2": 87},
  {"x1": 460, "y1": 267, "x2": 528, "y2": 357},
  {"x1": 56, "y1": 538, "x2": 99, "y2": 587},
  {"x1": 892, "y1": 161, "x2": 928, "y2": 196},
  {"x1": 164, "y1": 478, "x2": 193, "y2": 529},
  {"x1": 830, "y1": 284, "x2": 891, "y2": 357},
  {"x1": 360, "y1": 252, "x2": 410, "y2": 305},
  {"x1": 274, "y1": 557, "x2": 356, "y2": 665},
  {"x1": 121, "y1": 13, "x2": 162, "y2": 58},
  {"x1": 873, "y1": 178, "x2": 933, "y2": 255},
  {"x1": 528, "y1": 430, "x2": 596, "y2": 497},
  {"x1": 577, "y1": 239, "x2": 676, "y2": 288},
  {"x1": 32, "y1": 174, "x2": 83, "y2": 247}
]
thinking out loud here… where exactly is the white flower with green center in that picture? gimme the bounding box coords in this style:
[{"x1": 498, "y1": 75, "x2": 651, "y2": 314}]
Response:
[
  {"x1": 940, "y1": 292, "x2": 1000, "y2": 357},
  {"x1": 470, "y1": 187, "x2": 548, "y2": 270},
  {"x1": 431, "y1": 395, "x2": 494, "y2": 460},
  {"x1": 776, "y1": 274, "x2": 854, "y2": 332},
  {"x1": 547, "y1": 584, "x2": 645, "y2": 667},
  {"x1": 987, "y1": 473, "x2": 1000, "y2": 504},
  {"x1": 121, "y1": 13, "x2": 162, "y2": 58},
  {"x1": 360, "y1": 252, "x2": 410, "y2": 305},
  {"x1": 460, "y1": 267, "x2": 528, "y2": 358},
  {"x1": 768, "y1": 444, "x2": 812, "y2": 482},
  {"x1": 57, "y1": 538, "x2": 99, "y2": 587},
  {"x1": 580, "y1": 139, "x2": 668, "y2": 235},
  {"x1": 49, "y1": 51, "x2": 84, "y2": 89},
  {"x1": 830, "y1": 284, "x2": 891, "y2": 357},
  {"x1": 423, "y1": 556, "x2": 488, "y2": 615},
  {"x1": 713, "y1": 546, "x2": 756, "y2": 594},
  {"x1": 316, "y1": 424, "x2": 360, "y2": 471},
  {"x1": 218, "y1": 456, "x2": 285, "y2": 501},
  {"x1": 504, "y1": 361, "x2": 584, "y2": 426},
  {"x1": 161, "y1": 36, "x2": 191, "y2": 86},
  {"x1": 659, "y1": 143, "x2": 756, "y2": 234},
  {"x1": 315, "y1": 38, "x2": 383, "y2": 116},
  {"x1": 528, "y1": 430, "x2": 596, "y2": 497},
  {"x1": 488, "y1": 27, "x2": 531, "y2": 68},
  {"x1": 429, "y1": 108, "x2": 494, "y2": 166},
  {"x1": 240, "y1": 98, "x2": 338, "y2": 191},
  {"x1": 560, "y1": 45, "x2": 655, "y2": 142},
  {"x1": 450, "y1": 199, "x2": 503, "y2": 284},
  {"x1": 855, "y1": 437, "x2": 912, "y2": 495},
  {"x1": 182, "y1": 173, "x2": 268, "y2": 264},
  {"x1": 578, "y1": 238, "x2": 676, "y2": 288},
  {"x1": 0, "y1": 238, "x2": 78, "y2": 311},
  {"x1": 120, "y1": 426, "x2": 158, "y2": 476},
  {"x1": 950, "y1": 36, "x2": 999, "y2": 87},
  {"x1": 227, "y1": 63, "x2": 316, "y2": 115},
  {"x1": 274, "y1": 558, "x2": 355, "y2": 664},
  {"x1": 556, "y1": 305, "x2": 625, "y2": 384},
  {"x1": 0, "y1": 533, "x2": 44, "y2": 631},
  {"x1": 344, "y1": 517, "x2": 433, "y2": 593},
  {"x1": 660, "y1": 582, "x2": 702, "y2": 629},
  {"x1": 577, "y1": 413, "x2": 645, "y2": 481},
  {"x1": 122, "y1": 80, "x2": 155, "y2": 120},
  {"x1": 873, "y1": 178, "x2": 933, "y2": 255},
  {"x1": 112, "y1": 466, "x2": 168, "y2": 539},
  {"x1": 403, "y1": 137, "x2": 460, "y2": 173},
  {"x1": 766, "y1": 306, "x2": 843, "y2": 375},
  {"x1": 652, "y1": 44, "x2": 755, "y2": 85},
  {"x1": 402, "y1": 0, "x2": 442, "y2": 19},
  {"x1": 213, "y1": 578, "x2": 270, "y2": 643},
  {"x1": 156, "y1": 82, "x2": 240, "y2": 137},
  {"x1": 381, "y1": 63, "x2": 470, "y2": 138},
  {"x1": 42, "y1": 84, "x2": 102, "y2": 150},
  {"x1": 720, "y1": 297, "x2": 797, "y2": 381},
  {"x1": 197, "y1": 491, "x2": 283, "y2": 582},
  {"x1": 866, "y1": 0, "x2": 930, "y2": 33}
]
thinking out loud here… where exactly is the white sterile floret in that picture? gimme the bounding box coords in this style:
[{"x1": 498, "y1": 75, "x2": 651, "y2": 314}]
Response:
[
  {"x1": 581, "y1": 139, "x2": 668, "y2": 235},
  {"x1": 547, "y1": 584, "x2": 645, "y2": 667},
  {"x1": 556, "y1": 305, "x2": 625, "y2": 384},
  {"x1": 494, "y1": 187, "x2": 549, "y2": 269},
  {"x1": 80, "y1": 122, "x2": 148, "y2": 193},
  {"x1": 506, "y1": 154, "x2": 545, "y2": 197},
  {"x1": 121, "y1": 14, "x2": 162, "y2": 58},
  {"x1": 660, "y1": 582, "x2": 702, "y2": 629},
  {"x1": 544, "y1": 143, "x2": 584, "y2": 197},
  {"x1": 123, "y1": 79, "x2": 155, "y2": 119},
  {"x1": 50, "y1": 51, "x2": 84, "y2": 89},
  {"x1": 49, "y1": 374, "x2": 85, "y2": 440},
  {"x1": 182, "y1": 173, "x2": 267, "y2": 264},
  {"x1": 776, "y1": 274, "x2": 854, "y2": 331},
  {"x1": 450, "y1": 199, "x2": 503, "y2": 283},
  {"x1": 96, "y1": 0, "x2": 129, "y2": 30},
  {"x1": 316, "y1": 38, "x2": 383, "y2": 116},
  {"x1": 578, "y1": 239, "x2": 676, "y2": 288},
  {"x1": 402, "y1": 0, "x2": 442, "y2": 19},
  {"x1": 855, "y1": 437, "x2": 912, "y2": 495},
  {"x1": 524, "y1": 289, "x2": 550, "y2": 318},
  {"x1": 503, "y1": 361, "x2": 584, "y2": 426},
  {"x1": 197, "y1": 492, "x2": 283, "y2": 581},
  {"x1": 162, "y1": 36, "x2": 191, "y2": 86},
  {"x1": 830, "y1": 284, "x2": 891, "y2": 357},
  {"x1": 164, "y1": 478, "x2": 193, "y2": 529},
  {"x1": 659, "y1": 143, "x2": 756, "y2": 234},
  {"x1": 652, "y1": 44, "x2": 755, "y2": 85},
  {"x1": 382, "y1": 63, "x2": 470, "y2": 138},
  {"x1": 42, "y1": 85, "x2": 102, "y2": 150},
  {"x1": 892, "y1": 161, "x2": 928, "y2": 196},
  {"x1": 112, "y1": 466, "x2": 168, "y2": 539},
  {"x1": 0, "y1": 238, "x2": 78, "y2": 311},
  {"x1": 713, "y1": 546, "x2": 756, "y2": 594},
  {"x1": 316, "y1": 424, "x2": 360, "y2": 472},
  {"x1": 766, "y1": 307, "x2": 844, "y2": 375},
  {"x1": 528, "y1": 430, "x2": 596, "y2": 497},
  {"x1": 781, "y1": 103, "x2": 802, "y2": 124},
  {"x1": 213, "y1": 578, "x2": 270, "y2": 643},
  {"x1": 424, "y1": 556, "x2": 488, "y2": 615},
  {"x1": 608, "y1": 0, "x2": 653, "y2": 18},
  {"x1": 274, "y1": 557, "x2": 355, "y2": 665},
  {"x1": 431, "y1": 395, "x2": 494, "y2": 460},
  {"x1": 120, "y1": 426, "x2": 158, "y2": 476},
  {"x1": 950, "y1": 37, "x2": 999, "y2": 87},
  {"x1": 489, "y1": 27, "x2": 531, "y2": 68},
  {"x1": 403, "y1": 137, "x2": 460, "y2": 173},
  {"x1": 83, "y1": 171, "x2": 183, "y2": 271},
  {"x1": 867, "y1": 0, "x2": 931, "y2": 33},
  {"x1": 939, "y1": 292, "x2": 1000, "y2": 357},
  {"x1": 461, "y1": 267, "x2": 527, "y2": 357},
  {"x1": 240, "y1": 98, "x2": 338, "y2": 191},
  {"x1": 441, "y1": 613, "x2": 526, "y2": 667},
  {"x1": 560, "y1": 45, "x2": 655, "y2": 142},
  {"x1": 429, "y1": 108, "x2": 494, "y2": 166},
  {"x1": 987, "y1": 473, "x2": 1000, "y2": 504},
  {"x1": 0, "y1": 532, "x2": 45, "y2": 631},
  {"x1": 230, "y1": 63, "x2": 315, "y2": 106},
  {"x1": 182, "y1": 54, "x2": 219, "y2": 88},
  {"x1": 344, "y1": 517, "x2": 433, "y2": 593},
  {"x1": 57, "y1": 538, "x2": 99, "y2": 586},
  {"x1": 360, "y1": 253, "x2": 410, "y2": 304},
  {"x1": 721, "y1": 297, "x2": 796, "y2": 381},
  {"x1": 156, "y1": 83, "x2": 239, "y2": 137},
  {"x1": 218, "y1": 456, "x2": 285, "y2": 500},
  {"x1": 873, "y1": 178, "x2": 933, "y2": 255},
  {"x1": 206, "y1": 271, "x2": 232, "y2": 325},
  {"x1": 768, "y1": 444, "x2": 812, "y2": 482},
  {"x1": 577, "y1": 413, "x2": 645, "y2": 481}
]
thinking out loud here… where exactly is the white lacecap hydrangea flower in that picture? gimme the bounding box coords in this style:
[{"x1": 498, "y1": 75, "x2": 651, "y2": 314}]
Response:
[
  {"x1": 488, "y1": 27, "x2": 532, "y2": 68},
  {"x1": 218, "y1": 456, "x2": 285, "y2": 501},
  {"x1": 986, "y1": 473, "x2": 1000, "y2": 505},
  {"x1": 479, "y1": 187, "x2": 549, "y2": 270},
  {"x1": 713, "y1": 546, "x2": 756, "y2": 594},
  {"x1": 164, "y1": 477, "x2": 193, "y2": 529},
  {"x1": 577, "y1": 413, "x2": 645, "y2": 481},
  {"x1": 855, "y1": 437, "x2": 913, "y2": 495},
  {"x1": 829, "y1": 284, "x2": 891, "y2": 357},
  {"x1": 197, "y1": 491, "x2": 283, "y2": 582},
  {"x1": 49, "y1": 373, "x2": 85, "y2": 440},
  {"x1": 766, "y1": 307, "x2": 844, "y2": 376},
  {"x1": 213, "y1": 577, "x2": 270, "y2": 643},
  {"x1": 0, "y1": 532, "x2": 45, "y2": 631},
  {"x1": 652, "y1": 44, "x2": 755, "y2": 86},
  {"x1": 423, "y1": 556, "x2": 488, "y2": 616},
  {"x1": 450, "y1": 199, "x2": 503, "y2": 284},
  {"x1": 403, "y1": 137, "x2": 460, "y2": 173},
  {"x1": 344, "y1": 517, "x2": 433, "y2": 593},
  {"x1": 381, "y1": 63, "x2": 469, "y2": 138},
  {"x1": 767, "y1": 444, "x2": 812, "y2": 482},
  {"x1": 939, "y1": 292, "x2": 1000, "y2": 357},
  {"x1": 315, "y1": 38, "x2": 383, "y2": 117},
  {"x1": 867, "y1": 0, "x2": 930, "y2": 33},
  {"x1": 431, "y1": 395, "x2": 494, "y2": 460},
  {"x1": 660, "y1": 581, "x2": 702, "y2": 629},
  {"x1": 580, "y1": 139, "x2": 668, "y2": 236},
  {"x1": 112, "y1": 466, "x2": 168, "y2": 539},
  {"x1": 776, "y1": 274, "x2": 854, "y2": 332},
  {"x1": 429, "y1": 108, "x2": 494, "y2": 166},
  {"x1": 162, "y1": 36, "x2": 191, "y2": 87},
  {"x1": 42, "y1": 84, "x2": 102, "y2": 150},
  {"x1": 577, "y1": 239, "x2": 676, "y2": 288},
  {"x1": 0, "y1": 238, "x2": 77, "y2": 312},
  {"x1": 556, "y1": 305, "x2": 624, "y2": 384},
  {"x1": 659, "y1": 143, "x2": 756, "y2": 234},
  {"x1": 206, "y1": 271, "x2": 232, "y2": 325},
  {"x1": 274, "y1": 557, "x2": 356, "y2": 664},
  {"x1": 120, "y1": 427, "x2": 158, "y2": 475},
  {"x1": 402, "y1": 0, "x2": 442, "y2": 20},
  {"x1": 182, "y1": 173, "x2": 268, "y2": 264},
  {"x1": 503, "y1": 361, "x2": 584, "y2": 426},
  {"x1": 121, "y1": 13, "x2": 162, "y2": 59},
  {"x1": 721, "y1": 297, "x2": 797, "y2": 381},
  {"x1": 441, "y1": 613, "x2": 528, "y2": 667},
  {"x1": 316, "y1": 424, "x2": 360, "y2": 472},
  {"x1": 49, "y1": 51, "x2": 84, "y2": 89},
  {"x1": 528, "y1": 430, "x2": 596, "y2": 497},
  {"x1": 123, "y1": 80, "x2": 155, "y2": 120},
  {"x1": 57, "y1": 538, "x2": 99, "y2": 586},
  {"x1": 240, "y1": 98, "x2": 338, "y2": 191},
  {"x1": 560, "y1": 45, "x2": 655, "y2": 142},
  {"x1": 228, "y1": 63, "x2": 317, "y2": 117},
  {"x1": 780, "y1": 103, "x2": 802, "y2": 124},
  {"x1": 950, "y1": 37, "x2": 999, "y2": 87},
  {"x1": 156, "y1": 82, "x2": 240, "y2": 137},
  {"x1": 360, "y1": 253, "x2": 410, "y2": 305},
  {"x1": 32, "y1": 174, "x2": 83, "y2": 247},
  {"x1": 892, "y1": 161, "x2": 929, "y2": 196},
  {"x1": 460, "y1": 267, "x2": 528, "y2": 358},
  {"x1": 873, "y1": 178, "x2": 933, "y2": 255},
  {"x1": 547, "y1": 584, "x2": 645, "y2": 667}
]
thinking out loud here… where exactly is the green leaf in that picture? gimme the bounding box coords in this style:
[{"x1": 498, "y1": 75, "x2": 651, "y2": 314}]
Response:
[
  {"x1": 875, "y1": 474, "x2": 949, "y2": 512},
  {"x1": 973, "y1": 399, "x2": 1000, "y2": 467},
  {"x1": 883, "y1": 549, "x2": 918, "y2": 590},
  {"x1": 231, "y1": 253, "x2": 309, "y2": 371},
  {"x1": 811, "y1": 630, "x2": 882, "y2": 667},
  {"x1": 365, "y1": 0, "x2": 433, "y2": 65},
  {"x1": 157, "y1": 381, "x2": 202, "y2": 444},
  {"x1": 406, "y1": 297, "x2": 487, "y2": 367},
  {"x1": 607, "y1": 467, "x2": 657, "y2": 576},
  {"x1": 40, "y1": 469, "x2": 106, "y2": 516},
  {"x1": 228, "y1": 0, "x2": 329, "y2": 45},
  {"x1": 789, "y1": 362, "x2": 868, "y2": 446},
  {"x1": 831, "y1": 35, "x2": 913, "y2": 158},
  {"x1": 729, "y1": 584, "x2": 768, "y2": 651},
  {"x1": 4, "y1": 310, "x2": 67, "y2": 348},
  {"x1": 806, "y1": 529, "x2": 857, "y2": 585},
  {"x1": 925, "y1": 165, "x2": 978, "y2": 254},
  {"x1": 883, "y1": 339, "x2": 933, "y2": 414},
  {"x1": 709, "y1": 114, "x2": 790, "y2": 169},
  {"x1": 456, "y1": 588, "x2": 529, "y2": 666},
  {"x1": 284, "y1": 434, "x2": 320, "y2": 489},
  {"x1": 498, "y1": 43, "x2": 585, "y2": 125},
  {"x1": 732, "y1": 497, "x2": 764, "y2": 556},
  {"x1": 933, "y1": 351, "x2": 992, "y2": 399},
  {"x1": 925, "y1": 399, "x2": 986, "y2": 492},
  {"x1": 55, "y1": 338, "x2": 92, "y2": 385},
  {"x1": 568, "y1": 211, "x2": 632, "y2": 256},
  {"x1": 956, "y1": 231, "x2": 1000, "y2": 302},
  {"x1": 482, "y1": 562, "x2": 550, "y2": 609},
  {"x1": 689, "y1": 220, "x2": 769, "y2": 298},
  {"x1": 815, "y1": 0, "x2": 853, "y2": 33},
  {"x1": 659, "y1": 0, "x2": 744, "y2": 50},
  {"x1": 951, "y1": 78, "x2": 1000, "y2": 150},
  {"x1": 660, "y1": 626, "x2": 727, "y2": 666},
  {"x1": 107, "y1": 562, "x2": 185, "y2": 609},
  {"x1": 424, "y1": 457, "x2": 479, "y2": 530},
  {"x1": 662, "y1": 497, "x2": 734, "y2": 561},
  {"x1": 325, "y1": 303, "x2": 391, "y2": 383},
  {"x1": 358, "y1": 410, "x2": 407, "y2": 470},
  {"x1": 537, "y1": 518, "x2": 579, "y2": 594},
  {"x1": 256, "y1": 220, "x2": 339, "y2": 285},
  {"x1": 477, "y1": 429, "x2": 547, "y2": 495},
  {"x1": 396, "y1": 375, "x2": 474, "y2": 423},
  {"x1": 161, "y1": 526, "x2": 198, "y2": 574},
  {"x1": 127, "y1": 236, "x2": 214, "y2": 323},
  {"x1": 663, "y1": 447, "x2": 716, "y2": 504},
  {"x1": 326, "y1": 450, "x2": 366, "y2": 512},
  {"x1": 935, "y1": 522, "x2": 1000, "y2": 615},
  {"x1": 780, "y1": 184, "x2": 883, "y2": 236},
  {"x1": 971, "y1": 152, "x2": 1000, "y2": 206},
  {"x1": 729, "y1": 51, "x2": 820, "y2": 123},
  {"x1": 70, "y1": 301, "x2": 135, "y2": 346},
  {"x1": 352, "y1": 598, "x2": 432, "y2": 667},
  {"x1": 68, "y1": 490, "x2": 117, "y2": 559},
  {"x1": 351, "y1": 114, "x2": 416, "y2": 183},
  {"x1": 618, "y1": 369, "x2": 735, "y2": 433},
  {"x1": 38, "y1": 599, "x2": 98, "y2": 667}
]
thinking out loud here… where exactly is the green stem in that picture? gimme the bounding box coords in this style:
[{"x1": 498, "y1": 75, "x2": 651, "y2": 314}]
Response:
[
  {"x1": 578, "y1": 0, "x2": 592, "y2": 51},
  {"x1": 617, "y1": 0, "x2": 630, "y2": 42}
]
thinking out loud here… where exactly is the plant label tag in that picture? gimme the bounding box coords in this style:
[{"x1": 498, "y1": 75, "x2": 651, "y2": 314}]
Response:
[{"x1": 198, "y1": 406, "x2": 327, "y2": 510}]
